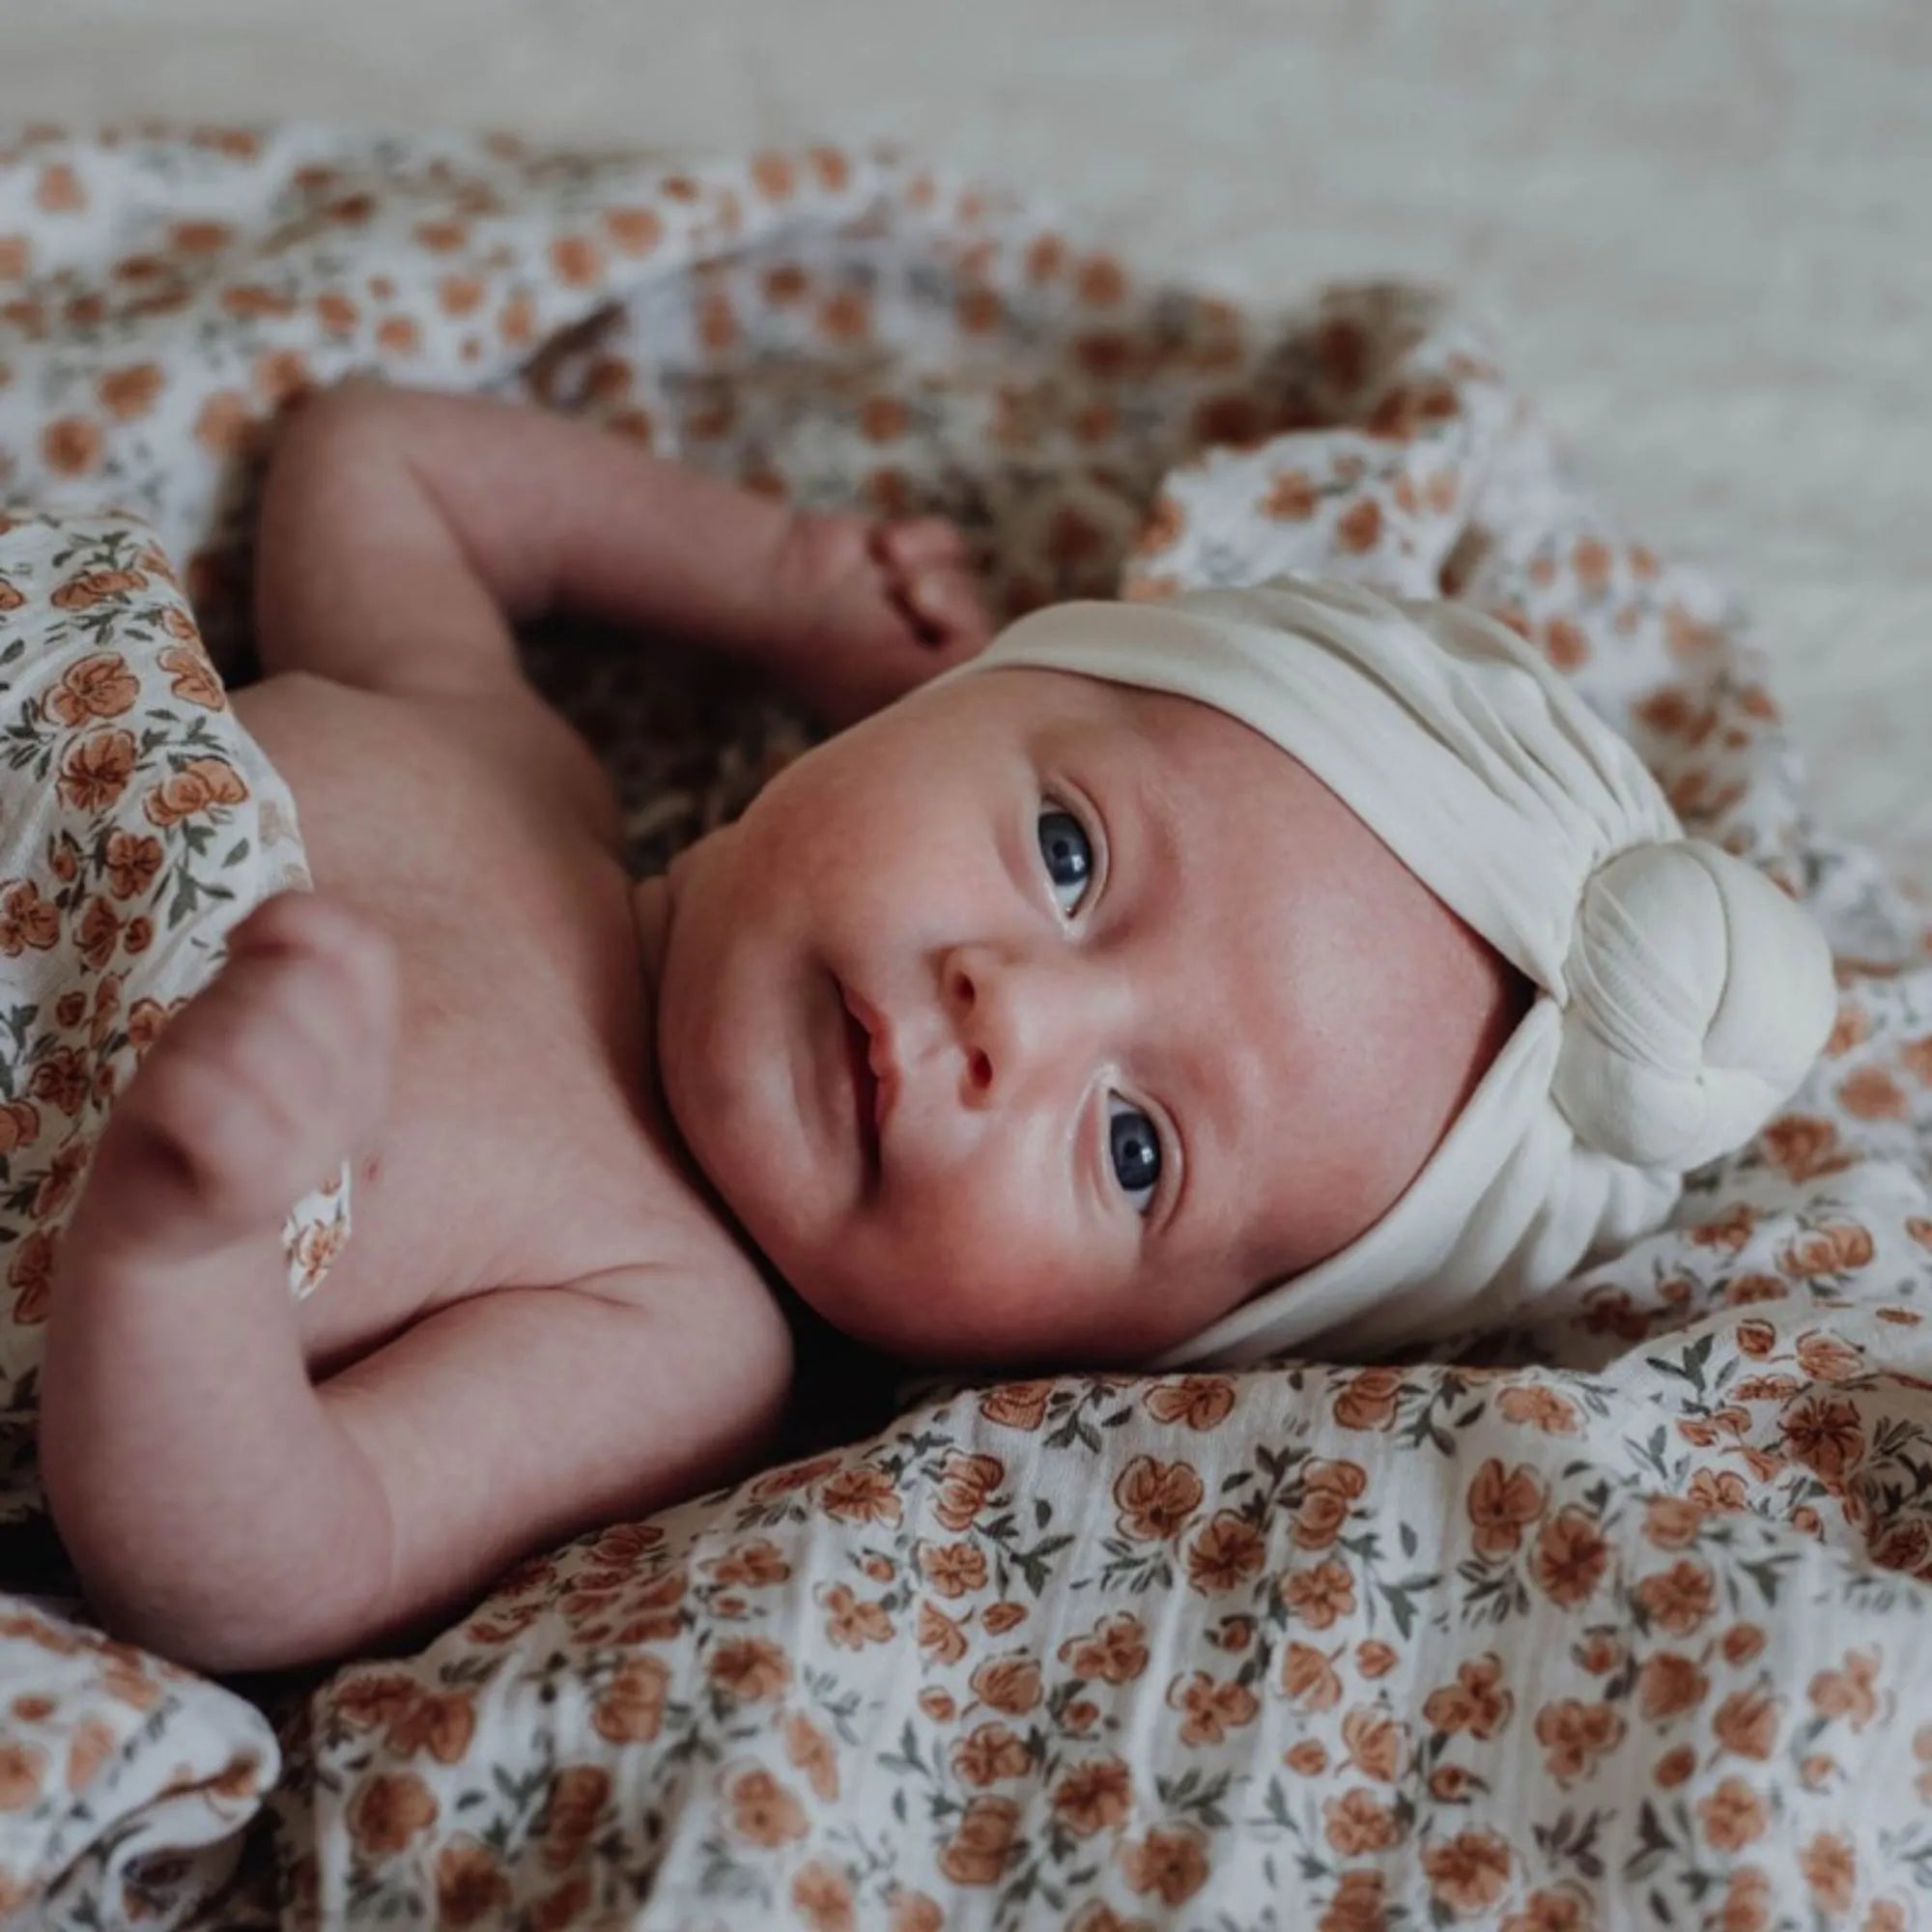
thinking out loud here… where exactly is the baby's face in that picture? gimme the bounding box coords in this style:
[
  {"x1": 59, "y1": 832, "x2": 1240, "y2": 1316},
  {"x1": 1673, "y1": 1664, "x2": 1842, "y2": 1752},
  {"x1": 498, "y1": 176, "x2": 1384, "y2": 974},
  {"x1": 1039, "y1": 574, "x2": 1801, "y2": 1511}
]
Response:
[{"x1": 653, "y1": 668, "x2": 1520, "y2": 1366}]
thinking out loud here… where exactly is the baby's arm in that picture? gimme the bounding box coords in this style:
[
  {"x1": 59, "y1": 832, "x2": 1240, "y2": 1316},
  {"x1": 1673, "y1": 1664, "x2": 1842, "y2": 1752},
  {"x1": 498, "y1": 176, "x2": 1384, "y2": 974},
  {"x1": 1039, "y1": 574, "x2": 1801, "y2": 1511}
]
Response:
[
  {"x1": 41, "y1": 895, "x2": 790, "y2": 1672},
  {"x1": 252, "y1": 379, "x2": 990, "y2": 724}
]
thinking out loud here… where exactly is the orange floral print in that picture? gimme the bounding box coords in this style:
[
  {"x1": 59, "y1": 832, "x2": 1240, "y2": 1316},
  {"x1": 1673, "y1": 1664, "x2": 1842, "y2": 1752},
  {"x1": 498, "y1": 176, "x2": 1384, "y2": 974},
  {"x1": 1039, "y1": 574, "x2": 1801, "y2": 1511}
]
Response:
[
  {"x1": 1112, "y1": 1455, "x2": 1204, "y2": 1540},
  {"x1": 724, "y1": 1766, "x2": 807, "y2": 1847},
  {"x1": 1467, "y1": 1459, "x2": 1547, "y2": 1557},
  {"x1": 936, "y1": 1796, "x2": 1020, "y2": 1886},
  {"x1": 347, "y1": 1772, "x2": 440, "y2": 1856},
  {"x1": 969, "y1": 1654, "x2": 1041, "y2": 1718},
  {"x1": 590, "y1": 1655, "x2": 668, "y2": 1744},
  {"x1": 1059, "y1": 1612, "x2": 1149, "y2": 1684},
  {"x1": 1331, "y1": 1367, "x2": 1403, "y2": 1430},
  {"x1": 1120, "y1": 1825, "x2": 1209, "y2": 1906}
]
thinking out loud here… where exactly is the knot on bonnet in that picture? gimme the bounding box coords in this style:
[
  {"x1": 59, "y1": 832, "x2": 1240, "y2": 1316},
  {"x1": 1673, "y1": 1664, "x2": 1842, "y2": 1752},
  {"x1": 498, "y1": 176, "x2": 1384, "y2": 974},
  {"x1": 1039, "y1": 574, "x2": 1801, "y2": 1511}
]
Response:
[{"x1": 946, "y1": 575, "x2": 1834, "y2": 1362}]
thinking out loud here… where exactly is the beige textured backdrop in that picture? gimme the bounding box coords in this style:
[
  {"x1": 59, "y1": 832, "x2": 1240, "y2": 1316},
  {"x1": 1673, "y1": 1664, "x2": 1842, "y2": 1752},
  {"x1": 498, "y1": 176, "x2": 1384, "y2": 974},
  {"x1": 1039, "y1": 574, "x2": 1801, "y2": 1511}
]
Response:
[{"x1": 4, "y1": 0, "x2": 1929, "y2": 873}]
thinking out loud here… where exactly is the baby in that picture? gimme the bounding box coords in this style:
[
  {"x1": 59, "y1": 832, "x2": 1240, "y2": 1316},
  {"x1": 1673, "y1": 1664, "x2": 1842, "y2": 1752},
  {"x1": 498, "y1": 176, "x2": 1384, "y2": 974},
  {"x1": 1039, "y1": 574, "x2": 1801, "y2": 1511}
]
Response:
[{"x1": 37, "y1": 381, "x2": 1833, "y2": 1673}]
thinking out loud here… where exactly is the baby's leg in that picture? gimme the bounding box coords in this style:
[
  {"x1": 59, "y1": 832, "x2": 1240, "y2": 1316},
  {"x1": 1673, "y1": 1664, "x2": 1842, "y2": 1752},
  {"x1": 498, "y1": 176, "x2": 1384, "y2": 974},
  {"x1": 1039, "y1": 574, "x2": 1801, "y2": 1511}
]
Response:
[{"x1": 39, "y1": 893, "x2": 400, "y2": 1667}]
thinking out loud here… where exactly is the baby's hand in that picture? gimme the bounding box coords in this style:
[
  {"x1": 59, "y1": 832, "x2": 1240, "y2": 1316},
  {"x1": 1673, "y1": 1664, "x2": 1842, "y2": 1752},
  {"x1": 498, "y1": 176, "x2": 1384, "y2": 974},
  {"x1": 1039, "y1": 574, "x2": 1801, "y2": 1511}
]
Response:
[
  {"x1": 79, "y1": 892, "x2": 397, "y2": 1270},
  {"x1": 772, "y1": 513, "x2": 996, "y2": 730}
]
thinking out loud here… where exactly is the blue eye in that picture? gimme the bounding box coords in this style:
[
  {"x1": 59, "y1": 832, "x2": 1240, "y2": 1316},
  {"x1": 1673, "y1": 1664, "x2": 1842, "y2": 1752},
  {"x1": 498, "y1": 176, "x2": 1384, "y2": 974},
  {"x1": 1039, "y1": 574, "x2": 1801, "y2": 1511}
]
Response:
[
  {"x1": 1037, "y1": 805, "x2": 1093, "y2": 916},
  {"x1": 1108, "y1": 1097, "x2": 1161, "y2": 1213}
]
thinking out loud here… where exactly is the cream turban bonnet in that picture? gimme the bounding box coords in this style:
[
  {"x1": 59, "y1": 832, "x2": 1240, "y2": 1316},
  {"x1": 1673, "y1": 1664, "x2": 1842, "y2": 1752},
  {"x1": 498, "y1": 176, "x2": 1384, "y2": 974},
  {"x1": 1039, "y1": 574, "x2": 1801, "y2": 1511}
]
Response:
[{"x1": 952, "y1": 575, "x2": 1835, "y2": 1364}]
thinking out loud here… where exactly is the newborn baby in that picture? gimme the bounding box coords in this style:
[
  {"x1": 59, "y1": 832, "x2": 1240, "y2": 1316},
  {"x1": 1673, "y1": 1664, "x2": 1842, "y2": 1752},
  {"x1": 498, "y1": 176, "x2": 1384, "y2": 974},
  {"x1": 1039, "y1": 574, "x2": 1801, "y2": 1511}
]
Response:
[{"x1": 38, "y1": 383, "x2": 1833, "y2": 1672}]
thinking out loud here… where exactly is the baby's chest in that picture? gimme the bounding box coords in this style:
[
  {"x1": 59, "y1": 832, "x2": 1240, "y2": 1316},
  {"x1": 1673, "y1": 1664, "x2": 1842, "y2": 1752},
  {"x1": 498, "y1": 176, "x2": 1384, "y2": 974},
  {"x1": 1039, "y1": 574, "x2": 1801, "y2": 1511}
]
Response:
[{"x1": 234, "y1": 677, "x2": 714, "y2": 1363}]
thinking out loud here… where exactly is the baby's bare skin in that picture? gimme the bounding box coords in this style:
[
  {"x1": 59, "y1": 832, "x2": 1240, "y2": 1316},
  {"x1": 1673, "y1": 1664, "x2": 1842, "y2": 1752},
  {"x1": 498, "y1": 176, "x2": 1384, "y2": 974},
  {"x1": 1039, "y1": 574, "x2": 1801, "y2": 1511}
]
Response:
[{"x1": 39, "y1": 382, "x2": 994, "y2": 1671}]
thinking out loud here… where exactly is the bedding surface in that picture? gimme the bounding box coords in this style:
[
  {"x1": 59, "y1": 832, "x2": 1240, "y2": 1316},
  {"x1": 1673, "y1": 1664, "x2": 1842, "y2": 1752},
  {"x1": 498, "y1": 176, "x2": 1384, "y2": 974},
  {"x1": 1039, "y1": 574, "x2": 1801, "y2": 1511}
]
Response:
[{"x1": 0, "y1": 125, "x2": 1925, "y2": 1928}]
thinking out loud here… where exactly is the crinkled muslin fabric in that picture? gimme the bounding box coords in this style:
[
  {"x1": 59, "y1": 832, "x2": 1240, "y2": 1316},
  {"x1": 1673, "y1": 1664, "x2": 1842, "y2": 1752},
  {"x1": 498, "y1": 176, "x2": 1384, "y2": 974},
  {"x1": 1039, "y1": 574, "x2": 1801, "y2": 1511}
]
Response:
[{"x1": 961, "y1": 577, "x2": 1837, "y2": 1361}]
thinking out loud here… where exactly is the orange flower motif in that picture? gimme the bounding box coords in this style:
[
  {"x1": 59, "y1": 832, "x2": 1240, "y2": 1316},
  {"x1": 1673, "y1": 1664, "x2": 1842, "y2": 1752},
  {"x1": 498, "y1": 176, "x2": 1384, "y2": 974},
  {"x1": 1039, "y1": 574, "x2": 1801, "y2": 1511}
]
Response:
[
  {"x1": 1690, "y1": 1200, "x2": 1761, "y2": 1248},
  {"x1": 591, "y1": 1654, "x2": 668, "y2": 1743},
  {"x1": 30, "y1": 1045, "x2": 91, "y2": 1119},
  {"x1": 917, "y1": 1599, "x2": 969, "y2": 1664},
  {"x1": 1052, "y1": 1755, "x2": 1131, "y2": 1835},
  {"x1": 157, "y1": 642, "x2": 225, "y2": 710},
  {"x1": 1759, "y1": 1116, "x2": 1844, "y2": 1183},
  {"x1": 8, "y1": 1229, "x2": 58, "y2": 1324},
  {"x1": 41, "y1": 416, "x2": 102, "y2": 476},
  {"x1": 1575, "y1": 1630, "x2": 1623, "y2": 1674},
  {"x1": 73, "y1": 896, "x2": 121, "y2": 973},
  {"x1": 707, "y1": 1538, "x2": 790, "y2": 1588},
  {"x1": 1318, "y1": 1869, "x2": 1386, "y2": 1932},
  {"x1": 1321, "y1": 1787, "x2": 1400, "y2": 1856},
  {"x1": 888, "y1": 1889, "x2": 945, "y2": 1932},
  {"x1": 1285, "y1": 1740, "x2": 1329, "y2": 1777},
  {"x1": 819, "y1": 1582, "x2": 893, "y2": 1650},
  {"x1": 0, "y1": 1740, "x2": 46, "y2": 1811},
  {"x1": 1340, "y1": 1706, "x2": 1407, "y2": 1782},
  {"x1": 1807, "y1": 1648, "x2": 1881, "y2": 1731},
  {"x1": 1423, "y1": 1654, "x2": 1513, "y2": 1739},
  {"x1": 931, "y1": 1451, "x2": 1004, "y2": 1531},
  {"x1": 1113, "y1": 1455, "x2": 1204, "y2": 1541},
  {"x1": 980, "y1": 1378, "x2": 1055, "y2": 1430},
  {"x1": 1423, "y1": 1829, "x2": 1512, "y2": 1916},
  {"x1": 603, "y1": 206, "x2": 665, "y2": 255},
  {"x1": 142, "y1": 754, "x2": 248, "y2": 828},
  {"x1": 44, "y1": 652, "x2": 138, "y2": 726},
  {"x1": 1495, "y1": 1384, "x2": 1580, "y2": 1435},
  {"x1": 918, "y1": 1540, "x2": 988, "y2": 1600},
  {"x1": 1260, "y1": 468, "x2": 1321, "y2": 522},
  {"x1": 1499, "y1": 1884, "x2": 1595, "y2": 1932},
  {"x1": 346, "y1": 1771, "x2": 439, "y2": 1856},
  {"x1": 1167, "y1": 1671, "x2": 1259, "y2": 1747},
  {"x1": 0, "y1": 881, "x2": 59, "y2": 955},
  {"x1": 1780, "y1": 1394, "x2": 1864, "y2": 1480},
  {"x1": 1059, "y1": 1611, "x2": 1149, "y2": 1684},
  {"x1": 1280, "y1": 1640, "x2": 1345, "y2": 1713},
  {"x1": 1782, "y1": 1222, "x2": 1876, "y2": 1279},
  {"x1": 1713, "y1": 1687, "x2": 1782, "y2": 1760},
  {"x1": 1335, "y1": 497, "x2": 1382, "y2": 554},
  {"x1": 97, "y1": 362, "x2": 164, "y2": 421},
  {"x1": 1292, "y1": 1459, "x2": 1369, "y2": 1549},
  {"x1": 969, "y1": 1653, "x2": 1042, "y2": 1717},
  {"x1": 790, "y1": 1861, "x2": 855, "y2": 1932},
  {"x1": 1144, "y1": 1374, "x2": 1236, "y2": 1430},
  {"x1": 1107, "y1": 1832, "x2": 1216, "y2": 1917},
  {"x1": 951, "y1": 1720, "x2": 1029, "y2": 1786},
  {"x1": 725, "y1": 1766, "x2": 807, "y2": 1847},
  {"x1": 436, "y1": 1838, "x2": 510, "y2": 1929},
  {"x1": 980, "y1": 1600, "x2": 1026, "y2": 1635},
  {"x1": 1466, "y1": 1459, "x2": 1547, "y2": 1558},
  {"x1": 1838, "y1": 1065, "x2": 1908, "y2": 1120},
  {"x1": 1900, "y1": 1036, "x2": 1932, "y2": 1084},
  {"x1": 1534, "y1": 1697, "x2": 1626, "y2": 1786},
  {"x1": 1186, "y1": 1510, "x2": 1265, "y2": 1593},
  {"x1": 1636, "y1": 1558, "x2": 1717, "y2": 1636},
  {"x1": 1794, "y1": 1330, "x2": 1865, "y2": 1382},
  {"x1": 937, "y1": 1795, "x2": 1020, "y2": 1886},
  {"x1": 97, "y1": 829, "x2": 164, "y2": 901},
  {"x1": 1281, "y1": 1559, "x2": 1356, "y2": 1631},
  {"x1": 1799, "y1": 1832, "x2": 1857, "y2": 1915},
  {"x1": 1637, "y1": 1651, "x2": 1709, "y2": 1721},
  {"x1": 541, "y1": 1764, "x2": 611, "y2": 1870},
  {"x1": 1699, "y1": 1775, "x2": 1770, "y2": 1851},
  {"x1": 709, "y1": 1636, "x2": 790, "y2": 1701},
  {"x1": 1355, "y1": 1639, "x2": 1399, "y2": 1679},
  {"x1": 1533, "y1": 1507, "x2": 1609, "y2": 1608},
  {"x1": 63, "y1": 1719, "x2": 115, "y2": 1796},
  {"x1": 783, "y1": 1712, "x2": 840, "y2": 1802},
  {"x1": 1331, "y1": 1367, "x2": 1403, "y2": 1430}
]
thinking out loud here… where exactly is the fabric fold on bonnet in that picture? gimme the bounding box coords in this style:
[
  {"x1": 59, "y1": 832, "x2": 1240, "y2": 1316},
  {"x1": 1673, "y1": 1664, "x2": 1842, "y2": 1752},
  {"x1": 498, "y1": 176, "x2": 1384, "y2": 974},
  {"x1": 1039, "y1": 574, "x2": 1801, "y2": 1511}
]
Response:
[{"x1": 955, "y1": 574, "x2": 1836, "y2": 1361}]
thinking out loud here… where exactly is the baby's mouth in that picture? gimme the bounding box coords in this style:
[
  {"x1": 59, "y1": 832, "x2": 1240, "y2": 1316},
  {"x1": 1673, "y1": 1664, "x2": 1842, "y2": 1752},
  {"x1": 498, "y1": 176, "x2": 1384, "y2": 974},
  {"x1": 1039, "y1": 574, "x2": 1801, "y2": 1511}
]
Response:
[{"x1": 840, "y1": 991, "x2": 882, "y2": 1173}]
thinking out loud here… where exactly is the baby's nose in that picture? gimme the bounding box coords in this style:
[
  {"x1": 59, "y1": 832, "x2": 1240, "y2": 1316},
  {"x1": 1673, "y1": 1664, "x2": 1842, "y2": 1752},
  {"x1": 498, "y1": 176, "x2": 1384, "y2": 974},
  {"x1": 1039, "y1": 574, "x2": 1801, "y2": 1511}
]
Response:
[{"x1": 942, "y1": 944, "x2": 1112, "y2": 1106}]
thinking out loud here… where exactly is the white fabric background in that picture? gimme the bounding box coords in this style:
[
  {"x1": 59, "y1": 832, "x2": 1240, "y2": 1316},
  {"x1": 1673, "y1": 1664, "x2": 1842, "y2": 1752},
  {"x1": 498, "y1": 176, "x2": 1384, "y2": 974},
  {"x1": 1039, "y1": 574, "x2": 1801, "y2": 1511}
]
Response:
[{"x1": 3, "y1": 0, "x2": 1927, "y2": 874}]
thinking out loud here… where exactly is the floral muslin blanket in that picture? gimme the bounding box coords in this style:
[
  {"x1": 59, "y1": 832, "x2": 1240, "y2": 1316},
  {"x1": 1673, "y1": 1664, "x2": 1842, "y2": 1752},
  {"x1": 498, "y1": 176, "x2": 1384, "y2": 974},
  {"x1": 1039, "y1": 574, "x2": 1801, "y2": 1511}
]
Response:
[{"x1": 0, "y1": 121, "x2": 1928, "y2": 1930}]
